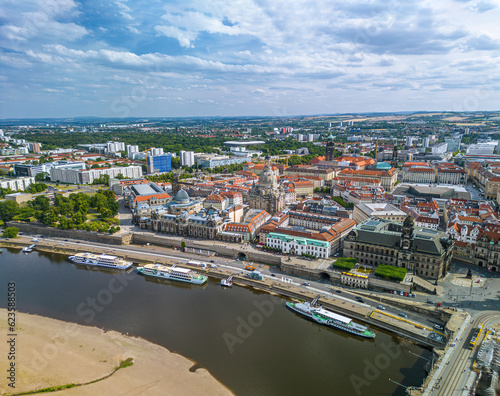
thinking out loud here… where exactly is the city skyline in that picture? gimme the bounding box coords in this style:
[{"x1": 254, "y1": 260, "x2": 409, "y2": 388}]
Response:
[{"x1": 1, "y1": 0, "x2": 499, "y2": 118}]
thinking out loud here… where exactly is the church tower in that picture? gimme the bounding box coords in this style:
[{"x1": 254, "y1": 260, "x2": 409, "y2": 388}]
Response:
[{"x1": 325, "y1": 134, "x2": 335, "y2": 162}]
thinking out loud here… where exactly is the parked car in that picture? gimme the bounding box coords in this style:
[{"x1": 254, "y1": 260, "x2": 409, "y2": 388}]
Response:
[{"x1": 434, "y1": 324, "x2": 444, "y2": 330}]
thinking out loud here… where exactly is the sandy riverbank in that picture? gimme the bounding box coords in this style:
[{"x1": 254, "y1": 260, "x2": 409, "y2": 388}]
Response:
[{"x1": 0, "y1": 309, "x2": 233, "y2": 395}]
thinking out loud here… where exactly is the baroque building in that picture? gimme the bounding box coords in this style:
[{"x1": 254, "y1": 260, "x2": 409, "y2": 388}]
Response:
[
  {"x1": 343, "y1": 216, "x2": 454, "y2": 280},
  {"x1": 248, "y1": 157, "x2": 286, "y2": 215}
]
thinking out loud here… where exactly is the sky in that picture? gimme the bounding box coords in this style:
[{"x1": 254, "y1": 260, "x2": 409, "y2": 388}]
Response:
[{"x1": 1, "y1": 0, "x2": 499, "y2": 118}]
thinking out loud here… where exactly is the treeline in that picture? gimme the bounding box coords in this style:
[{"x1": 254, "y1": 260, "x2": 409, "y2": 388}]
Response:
[
  {"x1": 13, "y1": 131, "x2": 232, "y2": 153},
  {"x1": 0, "y1": 190, "x2": 120, "y2": 233},
  {"x1": 254, "y1": 138, "x2": 325, "y2": 157}
]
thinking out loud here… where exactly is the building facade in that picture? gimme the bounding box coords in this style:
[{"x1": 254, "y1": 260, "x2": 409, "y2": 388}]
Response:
[
  {"x1": 147, "y1": 154, "x2": 172, "y2": 174},
  {"x1": 343, "y1": 217, "x2": 454, "y2": 280},
  {"x1": 0, "y1": 176, "x2": 35, "y2": 191}
]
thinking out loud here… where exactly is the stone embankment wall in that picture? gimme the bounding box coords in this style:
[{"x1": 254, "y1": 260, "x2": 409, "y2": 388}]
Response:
[
  {"x1": 7, "y1": 222, "x2": 124, "y2": 245},
  {"x1": 7, "y1": 222, "x2": 283, "y2": 266},
  {"x1": 281, "y1": 262, "x2": 412, "y2": 293},
  {"x1": 130, "y1": 233, "x2": 283, "y2": 265}
]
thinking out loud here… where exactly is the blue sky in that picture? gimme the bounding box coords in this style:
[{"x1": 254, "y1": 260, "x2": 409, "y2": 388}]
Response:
[{"x1": 1, "y1": 0, "x2": 499, "y2": 118}]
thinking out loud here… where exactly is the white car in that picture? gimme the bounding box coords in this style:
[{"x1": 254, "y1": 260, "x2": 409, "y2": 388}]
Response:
[{"x1": 377, "y1": 305, "x2": 386, "y2": 310}]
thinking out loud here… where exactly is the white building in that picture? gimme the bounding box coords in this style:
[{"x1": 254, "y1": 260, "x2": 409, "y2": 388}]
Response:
[
  {"x1": 353, "y1": 203, "x2": 407, "y2": 224},
  {"x1": 0, "y1": 176, "x2": 35, "y2": 191},
  {"x1": 195, "y1": 153, "x2": 251, "y2": 169},
  {"x1": 180, "y1": 151, "x2": 195, "y2": 167},
  {"x1": 266, "y1": 232, "x2": 330, "y2": 258},
  {"x1": 126, "y1": 145, "x2": 139, "y2": 158},
  {"x1": 107, "y1": 141, "x2": 125, "y2": 153},
  {"x1": 431, "y1": 143, "x2": 448, "y2": 155},
  {"x1": 149, "y1": 147, "x2": 164, "y2": 156},
  {"x1": 466, "y1": 142, "x2": 499, "y2": 155},
  {"x1": 50, "y1": 166, "x2": 143, "y2": 184}
]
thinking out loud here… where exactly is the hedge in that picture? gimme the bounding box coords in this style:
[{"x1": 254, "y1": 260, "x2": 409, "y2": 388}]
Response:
[
  {"x1": 331, "y1": 257, "x2": 357, "y2": 271},
  {"x1": 374, "y1": 265, "x2": 407, "y2": 282}
]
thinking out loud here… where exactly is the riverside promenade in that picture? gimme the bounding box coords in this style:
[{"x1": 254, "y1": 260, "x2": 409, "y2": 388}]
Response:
[{"x1": 2, "y1": 235, "x2": 458, "y2": 349}]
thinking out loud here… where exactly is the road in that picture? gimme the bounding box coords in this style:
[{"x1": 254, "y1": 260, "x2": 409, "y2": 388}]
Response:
[{"x1": 425, "y1": 310, "x2": 500, "y2": 396}]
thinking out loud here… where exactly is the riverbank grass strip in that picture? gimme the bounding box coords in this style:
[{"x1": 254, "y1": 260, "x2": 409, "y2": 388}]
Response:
[{"x1": 7, "y1": 358, "x2": 134, "y2": 396}]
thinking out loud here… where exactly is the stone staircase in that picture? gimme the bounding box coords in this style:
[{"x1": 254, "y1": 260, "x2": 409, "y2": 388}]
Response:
[{"x1": 409, "y1": 274, "x2": 444, "y2": 295}]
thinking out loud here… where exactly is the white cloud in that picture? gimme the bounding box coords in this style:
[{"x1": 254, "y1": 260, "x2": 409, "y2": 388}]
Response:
[{"x1": 2, "y1": 0, "x2": 500, "y2": 117}]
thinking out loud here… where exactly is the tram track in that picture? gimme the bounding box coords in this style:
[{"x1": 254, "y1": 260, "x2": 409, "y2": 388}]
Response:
[{"x1": 433, "y1": 311, "x2": 500, "y2": 396}]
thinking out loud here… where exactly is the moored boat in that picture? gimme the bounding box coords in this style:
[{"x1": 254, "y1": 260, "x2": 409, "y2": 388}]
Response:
[
  {"x1": 221, "y1": 275, "x2": 233, "y2": 287},
  {"x1": 286, "y1": 296, "x2": 375, "y2": 339},
  {"x1": 68, "y1": 252, "x2": 133, "y2": 270},
  {"x1": 137, "y1": 263, "x2": 208, "y2": 285}
]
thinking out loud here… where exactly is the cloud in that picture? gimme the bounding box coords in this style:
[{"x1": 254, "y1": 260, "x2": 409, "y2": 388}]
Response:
[
  {"x1": 463, "y1": 34, "x2": 500, "y2": 51},
  {"x1": 2, "y1": 0, "x2": 500, "y2": 117},
  {"x1": 0, "y1": 0, "x2": 88, "y2": 49},
  {"x1": 154, "y1": 10, "x2": 241, "y2": 48}
]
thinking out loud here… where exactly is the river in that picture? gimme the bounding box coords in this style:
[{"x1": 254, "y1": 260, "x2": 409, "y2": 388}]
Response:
[{"x1": 0, "y1": 248, "x2": 432, "y2": 395}]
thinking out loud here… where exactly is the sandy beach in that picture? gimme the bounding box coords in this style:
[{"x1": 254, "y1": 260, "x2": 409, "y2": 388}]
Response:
[{"x1": 0, "y1": 309, "x2": 233, "y2": 395}]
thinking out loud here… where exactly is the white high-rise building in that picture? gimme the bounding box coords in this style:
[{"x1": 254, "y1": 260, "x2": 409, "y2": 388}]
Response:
[
  {"x1": 106, "y1": 141, "x2": 125, "y2": 153},
  {"x1": 423, "y1": 137, "x2": 430, "y2": 148},
  {"x1": 405, "y1": 136, "x2": 414, "y2": 146},
  {"x1": 180, "y1": 151, "x2": 195, "y2": 167},
  {"x1": 149, "y1": 147, "x2": 164, "y2": 156},
  {"x1": 308, "y1": 134, "x2": 314, "y2": 142},
  {"x1": 126, "y1": 145, "x2": 139, "y2": 157}
]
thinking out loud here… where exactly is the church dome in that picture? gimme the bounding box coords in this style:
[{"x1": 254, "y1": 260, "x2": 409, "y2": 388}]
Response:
[
  {"x1": 175, "y1": 189, "x2": 190, "y2": 203},
  {"x1": 258, "y1": 167, "x2": 276, "y2": 188}
]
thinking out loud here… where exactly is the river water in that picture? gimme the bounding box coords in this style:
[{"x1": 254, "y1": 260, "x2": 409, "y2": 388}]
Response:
[{"x1": 0, "y1": 249, "x2": 432, "y2": 395}]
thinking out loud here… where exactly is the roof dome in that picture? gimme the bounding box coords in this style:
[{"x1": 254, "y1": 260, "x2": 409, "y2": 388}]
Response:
[
  {"x1": 258, "y1": 168, "x2": 277, "y2": 188},
  {"x1": 175, "y1": 189, "x2": 190, "y2": 203}
]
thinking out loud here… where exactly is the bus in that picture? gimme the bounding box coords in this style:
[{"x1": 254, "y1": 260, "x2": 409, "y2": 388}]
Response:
[{"x1": 469, "y1": 324, "x2": 483, "y2": 349}]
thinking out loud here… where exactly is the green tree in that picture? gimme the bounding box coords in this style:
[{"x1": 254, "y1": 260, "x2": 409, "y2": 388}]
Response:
[
  {"x1": 3, "y1": 227, "x2": 19, "y2": 238},
  {"x1": 0, "y1": 200, "x2": 21, "y2": 221},
  {"x1": 30, "y1": 195, "x2": 50, "y2": 212},
  {"x1": 35, "y1": 172, "x2": 49, "y2": 182}
]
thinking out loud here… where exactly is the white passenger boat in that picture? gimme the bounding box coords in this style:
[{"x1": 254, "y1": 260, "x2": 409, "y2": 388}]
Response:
[
  {"x1": 137, "y1": 263, "x2": 208, "y2": 285},
  {"x1": 286, "y1": 296, "x2": 376, "y2": 339},
  {"x1": 68, "y1": 252, "x2": 133, "y2": 270}
]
